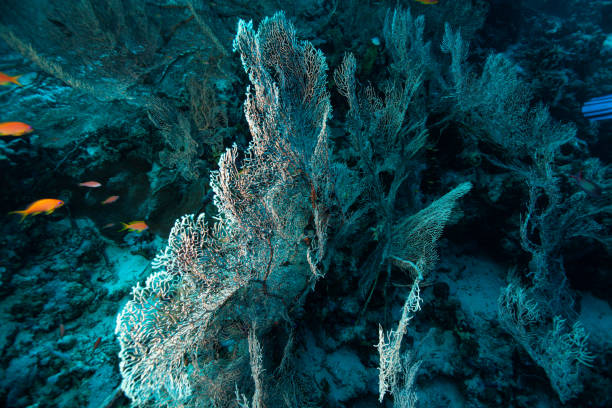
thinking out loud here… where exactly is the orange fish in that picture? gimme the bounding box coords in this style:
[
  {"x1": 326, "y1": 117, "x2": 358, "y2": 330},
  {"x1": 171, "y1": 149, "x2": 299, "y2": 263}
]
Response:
[
  {"x1": 78, "y1": 181, "x2": 102, "y2": 188},
  {"x1": 93, "y1": 336, "x2": 101, "y2": 352},
  {"x1": 0, "y1": 71, "x2": 22, "y2": 86},
  {"x1": 59, "y1": 323, "x2": 65, "y2": 338},
  {"x1": 0, "y1": 121, "x2": 33, "y2": 136},
  {"x1": 9, "y1": 198, "x2": 64, "y2": 222},
  {"x1": 101, "y1": 195, "x2": 119, "y2": 205},
  {"x1": 102, "y1": 222, "x2": 116, "y2": 229},
  {"x1": 120, "y1": 221, "x2": 148, "y2": 232},
  {"x1": 414, "y1": 0, "x2": 438, "y2": 4}
]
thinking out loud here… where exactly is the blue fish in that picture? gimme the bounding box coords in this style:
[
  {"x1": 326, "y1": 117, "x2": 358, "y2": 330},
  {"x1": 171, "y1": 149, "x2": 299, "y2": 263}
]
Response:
[{"x1": 582, "y1": 93, "x2": 612, "y2": 121}]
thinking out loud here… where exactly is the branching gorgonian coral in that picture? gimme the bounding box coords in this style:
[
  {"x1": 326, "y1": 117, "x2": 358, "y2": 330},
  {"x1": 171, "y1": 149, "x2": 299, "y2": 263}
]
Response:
[{"x1": 116, "y1": 12, "x2": 332, "y2": 407}]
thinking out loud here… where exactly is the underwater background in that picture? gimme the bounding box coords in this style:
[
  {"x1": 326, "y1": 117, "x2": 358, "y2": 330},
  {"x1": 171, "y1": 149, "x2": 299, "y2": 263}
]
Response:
[{"x1": 0, "y1": 0, "x2": 611, "y2": 407}]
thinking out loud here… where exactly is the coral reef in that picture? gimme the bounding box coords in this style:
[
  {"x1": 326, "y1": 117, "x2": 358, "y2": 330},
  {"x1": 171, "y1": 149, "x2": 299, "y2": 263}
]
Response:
[{"x1": 0, "y1": 1, "x2": 610, "y2": 407}]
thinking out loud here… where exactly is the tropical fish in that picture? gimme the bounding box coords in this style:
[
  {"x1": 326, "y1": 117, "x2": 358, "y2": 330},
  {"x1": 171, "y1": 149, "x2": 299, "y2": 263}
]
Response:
[
  {"x1": 120, "y1": 221, "x2": 149, "y2": 232},
  {"x1": 582, "y1": 93, "x2": 612, "y2": 121},
  {"x1": 9, "y1": 198, "x2": 64, "y2": 222},
  {"x1": 414, "y1": 0, "x2": 439, "y2": 4},
  {"x1": 102, "y1": 222, "x2": 116, "y2": 229},
  {"x1": 78, "y1": 181, "x2": 102, "y2": 188},
  {"x1": 59, "y1": 324, "x2": 65, "y2": 338},
  {"x1": 0, "y1": 121, "x2": 33, "y2": 136},
  {"x1": 0, "y1": 71, "x2": 22, "y2": 86},
  {"x1": 101, "y1": 195, "x2": 119, "y2": 205},
  {"x1": 570, "y1": 172, "x2": 603, "y2": 198},
  {"x1": 93, "y1": 336, "x2": 101, "y2": 352}
]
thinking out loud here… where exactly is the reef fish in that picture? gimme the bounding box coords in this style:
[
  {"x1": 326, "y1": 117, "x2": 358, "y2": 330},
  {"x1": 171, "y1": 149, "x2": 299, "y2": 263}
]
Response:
[
  {"x1": 101, "y1": 195, "x2": 119, "y2": 205},
  {"x1": 582, "y1": 94, "x2": 612, "y2": 121},
  {"x1": 93, "y1": 337, "x2": 101, "y2": 352},
  {"x1": 0, "y1": 121, "x2": 33, "y2": 136},
  {"x1": 120, "y1": 221, "x2": 148, "y2": 232},
  {"x1": 414, "y1": 0, "x2": 439, "y2": 4},
  {"x1": 78, "y1": 181, "x2": 102, "y2": 188},
  {"x1": 9, "y1": 198, "x2": 65, "y2": 222},
  {"x1": 0, "y1": 71, "x2": 22, "y2": 86}
]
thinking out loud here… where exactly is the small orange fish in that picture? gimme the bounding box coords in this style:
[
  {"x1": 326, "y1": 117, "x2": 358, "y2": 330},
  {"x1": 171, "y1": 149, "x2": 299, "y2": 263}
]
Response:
[
  {"x1": 0, "y1": 71, "x2": 22, "y2": 86},
  {"x1": 414, "y1": 0, "x2": 438, "y2": 4},
  {"x1": 120, "y1": 221, "x2": 149, "y2": 232},
  {"x1": 0, "y1": 121, "x2": 33, "y2": 136},
  {"x1": 101, "y1": 195, "x2": 119, "y2": 205},
  {"x1": 79, "y1": 181, "x2": 102, "y2": 188},
  {"x1": 102, "y1": 222, "x2": 116, "y2": 229},
  {"x1": 93, "y1": 336, "x2": 101, "y2": 352},
  {"x1": 9, "y1": 198, "x2": 64, "y2": 222},
  {"x1": 59, "y1": 323, "x2": 65, "y2": 338}
]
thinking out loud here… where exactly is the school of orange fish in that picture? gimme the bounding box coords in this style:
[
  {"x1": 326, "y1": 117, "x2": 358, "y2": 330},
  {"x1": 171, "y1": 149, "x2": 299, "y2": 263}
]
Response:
[{"x1": 2, "y1": 71, "x2": 148, "y2": 234}]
